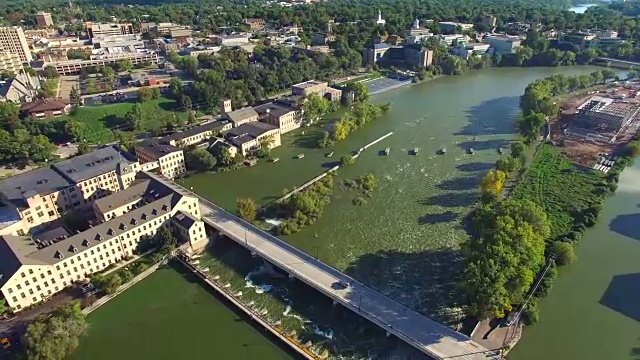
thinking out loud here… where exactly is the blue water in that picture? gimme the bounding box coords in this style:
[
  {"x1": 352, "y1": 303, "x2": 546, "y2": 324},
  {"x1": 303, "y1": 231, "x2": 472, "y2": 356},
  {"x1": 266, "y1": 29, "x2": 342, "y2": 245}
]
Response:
[{"x1": 568, "y1": 3, "x2": 598, "y2": 13}]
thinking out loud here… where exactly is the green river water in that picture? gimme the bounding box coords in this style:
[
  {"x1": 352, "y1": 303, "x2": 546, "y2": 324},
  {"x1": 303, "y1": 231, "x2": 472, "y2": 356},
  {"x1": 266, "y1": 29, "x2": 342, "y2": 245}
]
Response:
[{"x1": 75, "y1": 66, "x2": 639, "y2": 360}]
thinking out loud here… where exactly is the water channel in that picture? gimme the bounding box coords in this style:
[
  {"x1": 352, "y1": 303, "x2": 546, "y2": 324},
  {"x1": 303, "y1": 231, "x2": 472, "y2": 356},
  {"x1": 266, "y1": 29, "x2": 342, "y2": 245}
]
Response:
[{"x1": 182, "y1": 66, "x2": 608, "y2": 323}]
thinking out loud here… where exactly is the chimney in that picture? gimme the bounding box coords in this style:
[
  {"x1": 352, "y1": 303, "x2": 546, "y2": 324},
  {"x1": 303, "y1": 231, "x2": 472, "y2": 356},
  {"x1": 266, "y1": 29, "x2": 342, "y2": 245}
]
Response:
[{"x1": 221, "y1": 99, "x2": 232, "y2": 113}]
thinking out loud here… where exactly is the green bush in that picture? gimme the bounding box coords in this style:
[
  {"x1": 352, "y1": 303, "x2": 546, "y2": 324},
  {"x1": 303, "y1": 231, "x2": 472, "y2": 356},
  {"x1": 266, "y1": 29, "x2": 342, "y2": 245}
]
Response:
[{"x1": 551, "y1": 241, "x2": 577, "y2": 266}]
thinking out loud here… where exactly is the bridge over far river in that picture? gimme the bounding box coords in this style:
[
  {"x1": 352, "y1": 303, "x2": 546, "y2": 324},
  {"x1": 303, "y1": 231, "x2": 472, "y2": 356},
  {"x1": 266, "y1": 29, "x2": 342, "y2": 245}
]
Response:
[{"x1": 177, "y1": 183, "x2": 500, "y2": 360}]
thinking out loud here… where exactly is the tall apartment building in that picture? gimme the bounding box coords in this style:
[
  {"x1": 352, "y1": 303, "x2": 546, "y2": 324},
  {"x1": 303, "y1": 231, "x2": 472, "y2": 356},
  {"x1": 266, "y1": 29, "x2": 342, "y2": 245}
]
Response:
[
  {"x1": 0, "y1": 27, "x2": 32, "y2": 63},
  {"x1": 0, "y1": 52, "x2": 23, "y2": 73},
  {"x1": 0, "y1": 172, "x2": 208, "y2": 312},
  {"x1": 134, "y1": 141, "x2": 186, "y2": 179},
  {"x1": 35, "y1": 12, "x2": 54, "y2": 28}
]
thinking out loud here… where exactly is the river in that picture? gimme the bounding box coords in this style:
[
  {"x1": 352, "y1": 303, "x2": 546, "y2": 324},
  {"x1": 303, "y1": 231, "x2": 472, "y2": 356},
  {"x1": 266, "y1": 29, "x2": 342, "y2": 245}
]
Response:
[
  {"x1": 568, "y1": 3, "x2": 599, "y2": 13},
  {"x1": 509, "y1": 160, "x2": 640, "y2": 360},
  {"x1": 177, "y1": 65, "x2": 639, "y2": 359}
]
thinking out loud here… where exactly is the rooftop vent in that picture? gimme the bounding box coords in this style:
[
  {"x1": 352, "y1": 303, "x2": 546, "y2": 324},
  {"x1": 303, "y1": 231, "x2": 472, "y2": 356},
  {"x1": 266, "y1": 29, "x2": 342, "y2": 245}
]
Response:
[
  {"x1": 82, "y1": 239, "x2": 91, "y2": 247},
  {"x1": 151, "y1": 209, "x2": 158, "y2": 215},
  {"x1": 131, "y1": 218, "x2": 138, "y2": 225},
  {"x1": 107, "y1": 228, "x2": 115, "y2": 235},
  {"x1": 68, "y1": 245, "x2": 77, "y2": 253},
  {"x1": 119, "y1": 223, "x2": 127, "y2": 230},
  {"x1": 141, "y1": 213, "x2": 148, "y2": 220},
  {"x1": 95, "y1": 233, "x2": 103, "y2": 241},
  {"x1": 55, "y1": 251, "x2": 64, "y2": 259},
  {"x1": 162, "y1": 204, "x2": 168, "y2": 211}
]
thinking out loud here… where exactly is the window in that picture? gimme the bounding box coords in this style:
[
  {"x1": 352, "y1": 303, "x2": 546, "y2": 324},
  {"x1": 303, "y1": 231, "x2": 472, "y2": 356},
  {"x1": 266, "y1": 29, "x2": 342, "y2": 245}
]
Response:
[
  {"x1": 7, "y1": 288, "x2": 12, "y2": 294},
  {"x1": 32, "y1": 277, "x2": 36, "y2": 283},
  {"x1": 51, "y1": 278, "x2": 56, "y2": 284},
  {"x1": 36, "y1": 285, "x2": 41, "y2": 291},
  {"x1": 16, "y1": 284, "x2": 21, "y2": 290},
  {"x1": 25, "y1": 280, "x2": 30, "y2": 286},
  {"x1": 32, "y1": 297, "x2": 37, "y2": 302},
  {"x1": 20, "y1": 293, "x2": 25, "y2": 298},
  {"x1": 21, "y1": 272, "x2": 25, "y2": 278},
  {"x1": 28, "y1": 269, "x2": 33, "y2": 275},
  {"x1": 28, "y1": 289, "x2": 33, "y2": 295},
  {"x1": 40, "y1": 274, "x2": 45, "y2": 279},
  {"x1": 70, "y1": 259, "x2": 74, "y2": 264},
  {"x1": 47, "y1": 270, "x2": 52, "y2": 275},
  {"x1": 55, "y1": 265, "x2": 60, "y2": 271},
  {"x1": 59, "y1": 273, "x2": 64, "y2": 279},
  {"x1": 48, "y1": 210, "x2": 55, "y2": 217},
  {"x1": 37, "y1": 211, "x2": 44, "y2": 217},
  {"x1": 11, "y1": 296, "x2": 17, "y2": 302},
  {"x1": 44, "y1": 281, "x2": 49, "y2": 287},
  {"x1": 64, "y1": 262, "x2": 68, "y2": 268},
  {"x1": 66, "y1": 270, "x2": 71, "y2": 276}
]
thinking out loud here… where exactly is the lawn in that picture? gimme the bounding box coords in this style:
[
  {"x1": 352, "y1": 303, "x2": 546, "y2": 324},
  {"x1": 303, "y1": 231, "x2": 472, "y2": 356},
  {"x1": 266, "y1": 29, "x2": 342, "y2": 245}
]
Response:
[
  {"x1": 511, "y1": 144, "x2": 606, "y2": 241},
  {"x1": 52, "y1": 97, "x2": 187, "y2": 144},
  {"x1": 69, "y1": 266, "x2": 296, "y2": 360}
]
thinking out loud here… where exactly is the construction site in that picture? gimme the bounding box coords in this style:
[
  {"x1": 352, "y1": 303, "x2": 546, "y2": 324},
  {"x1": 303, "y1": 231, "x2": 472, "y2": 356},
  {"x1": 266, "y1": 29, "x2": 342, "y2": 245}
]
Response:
[{"x1": 553, "y1": 83, "x2": 640, "y2": 166}]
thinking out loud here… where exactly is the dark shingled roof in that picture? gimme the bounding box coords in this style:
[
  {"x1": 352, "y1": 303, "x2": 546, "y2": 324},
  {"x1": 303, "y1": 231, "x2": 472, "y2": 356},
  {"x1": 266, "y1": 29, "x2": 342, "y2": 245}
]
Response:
[
  {"x1": 52, "y1": 146, "x2": 135, "y2": 184},
  {"x1": 20, "y1": 98, "x2": 68, "y2": 113},
  {"x1": 172, "y1": 210, "x2": 198, "y2": 229},
  {"x1": 94, "y1": 178, "x2": 173, "y2": 216},
  {"x1": 226, "y1": 122, "x2": 278, "y2": 139},
  {"x1": 136, "y1": 140, "x2": 181, "y2": 159},
  {"x1": 224, "y1": 107, "x2": 258, "y2": 125},
  {"x1": 0, "y1": 235, "x2": 48, "y2": 287},
  {"x1": 0, "y1": 166, "x2": 70, "y2": 209},
  {"x1": 253, "y1": 102, "x2": 295, "y2": 119},
  {"x1": 160, "y1": 120, "x2": 231, "y2": 144}
]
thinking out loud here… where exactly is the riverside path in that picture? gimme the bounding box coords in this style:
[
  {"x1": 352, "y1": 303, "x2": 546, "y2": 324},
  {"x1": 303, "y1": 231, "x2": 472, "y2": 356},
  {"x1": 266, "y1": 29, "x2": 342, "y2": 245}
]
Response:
[{"x1": 181, "y1": 185, "x2": 499, "y2": 360}]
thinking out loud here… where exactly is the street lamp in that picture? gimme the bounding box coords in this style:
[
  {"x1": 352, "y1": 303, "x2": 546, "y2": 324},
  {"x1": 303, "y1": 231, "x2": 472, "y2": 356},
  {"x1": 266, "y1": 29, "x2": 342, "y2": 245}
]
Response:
[{"x1": 358, "y1": 290, "x2": 365, "y2": 311}]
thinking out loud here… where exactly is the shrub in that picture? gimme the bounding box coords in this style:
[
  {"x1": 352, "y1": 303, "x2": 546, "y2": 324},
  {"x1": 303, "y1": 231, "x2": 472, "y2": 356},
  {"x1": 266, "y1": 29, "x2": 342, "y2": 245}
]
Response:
[
  {"x1": 551, "y1": 241, "x2": 577, "y2": 266},
  {"x1": 352, "y1": 197, "x2": 366, "y2": 205},
  {"x1": 340, "y1": 155, "x2": 355, "y2": 166}
]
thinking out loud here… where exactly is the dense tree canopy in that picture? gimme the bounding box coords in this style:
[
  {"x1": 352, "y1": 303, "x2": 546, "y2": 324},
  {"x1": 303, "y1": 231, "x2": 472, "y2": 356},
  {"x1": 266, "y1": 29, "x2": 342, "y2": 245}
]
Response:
[{"x1": 24, "y1": 302, "x2": 88, "y2": 360}]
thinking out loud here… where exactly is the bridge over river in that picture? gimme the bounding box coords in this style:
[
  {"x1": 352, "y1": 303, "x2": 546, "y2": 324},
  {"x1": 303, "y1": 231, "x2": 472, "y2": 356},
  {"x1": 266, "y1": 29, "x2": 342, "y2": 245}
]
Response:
[{"x1": 178, "y1": 184, "x2": 500, "y2": 360}]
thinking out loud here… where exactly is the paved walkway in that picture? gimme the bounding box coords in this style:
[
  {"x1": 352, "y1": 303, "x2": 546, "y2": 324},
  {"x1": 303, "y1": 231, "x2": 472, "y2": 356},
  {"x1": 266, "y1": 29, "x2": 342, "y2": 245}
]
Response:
[{"x1": 184, "y1": 188, "x2": 499, "y2": 360}]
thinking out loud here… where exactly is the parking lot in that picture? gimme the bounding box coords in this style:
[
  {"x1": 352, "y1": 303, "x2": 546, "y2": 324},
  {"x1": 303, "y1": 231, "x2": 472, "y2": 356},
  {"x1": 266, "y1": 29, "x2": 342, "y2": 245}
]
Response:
[{"x1": 362, "y1": 76, "x2": 413, "y2": 95}]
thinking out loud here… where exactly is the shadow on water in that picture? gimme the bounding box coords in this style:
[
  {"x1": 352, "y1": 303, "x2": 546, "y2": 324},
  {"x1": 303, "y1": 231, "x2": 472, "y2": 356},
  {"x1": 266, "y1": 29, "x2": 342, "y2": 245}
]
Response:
[
  {"x1": 419, "y1": 192, "x2": 477, "y2": 208},
  {"x1": 418, "y1": 211, "x2": 459, "y2": 225},
  {"x1": 456, "y1": 139, "x2": 509, "y2": 152},
  {"x1": 456, "y1": 162, "x2": 495, "y2": 172},
  {"x1": 609, "y1": 214, "x2": 640, "y2": 241},
  {"x1": 599, "y1": 273, "x2": 640, "y2": 323},
  {"x1": 456, "y1": 96, "x2": 519, "y2": 136},
  {"x1": 343, "y1": 249, "x2": 465, "y2": 326},
  {"x1": 436, "y1": 177, "x2": 482, "y2": 191}
]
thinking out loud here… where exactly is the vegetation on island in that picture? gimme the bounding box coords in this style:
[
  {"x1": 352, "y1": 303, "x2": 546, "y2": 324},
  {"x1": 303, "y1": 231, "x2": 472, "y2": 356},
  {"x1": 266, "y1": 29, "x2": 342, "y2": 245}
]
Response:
[
  {"x1": 339, "y1": 155, "x2": 355, "y2": 166},
  {"x1": 274, "y1": 175, "x2": 335, "y2": 235},
  {"x1": 344, "y1": 173, "x2": 377, "y2": 197},
  {"x1": 318, "y1": 102, "x2": 392, "y2": 148},
  {"x1": 23, "y1": 302, "x2": 88, "y2": 360},
  {"x1": 237, "y1": 198, "x2": 259, "y2": 223},
  {"x1": 462, "y1": 71, "x2": 640, "y2": 324}
]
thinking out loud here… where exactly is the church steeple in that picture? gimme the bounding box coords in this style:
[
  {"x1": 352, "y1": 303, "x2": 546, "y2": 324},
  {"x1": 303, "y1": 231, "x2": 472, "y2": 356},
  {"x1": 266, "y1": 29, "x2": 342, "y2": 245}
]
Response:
[
  {"x1": 413, "y1": 18, "x2": 420, "y2": 29},
  {"x1": 376, "y1": 9, "x2": 386, "y2": 25}
]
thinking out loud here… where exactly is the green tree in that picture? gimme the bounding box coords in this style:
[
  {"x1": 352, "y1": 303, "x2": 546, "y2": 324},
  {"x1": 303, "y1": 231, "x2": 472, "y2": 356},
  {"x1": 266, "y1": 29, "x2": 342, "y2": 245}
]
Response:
[
  {"x1": 116, "y1": 59, "x2": 134, "y2": 72},
  {"x1": 625, "y1": 141, "x2": 640, "y2": 158},
  {"x1": 480, "y1": 170, "x2": 506, "y2": 203},
  {"x1": 495, "y1": 156, "x2": 521, "y2": 174},
  {"x1": 169, "y1": 77, "x2": 184, "y2": 99},
  {"x1": 151, "y1": 87, "x2": 161, "y2": 99},
  {"x1": 237, "y1": 198, "x2": 258, "y2": 223},
  {"x1": 74, "y1": 142, "x2": 91, "y2": 156},
  {"x1": 345, "y1": 81, "x2": 369, "y2": 103},
  {"x1": 125, "y1": 103, "x2": 144, "y2": 131},
  {"x1": 43, "y1": 65, "x2": 59, "y2": 79},
  {"x1": 510, "y1": 141, "x2": 526, "y2": 158},
  {"x1": 340, "y1": 155, "x2": 355, "y2": 166},
  {"x1": 551, "y1": 241, "x2": 577, "y2": 266},
  {"x1": 137, "y1": 87, "x2": 153, "y2": 102},
  {"x1": 180, "y1": 94, "x2": 193, "y2": 111},
  {"x1": 156, "y1": 226, "x2": 177, "y2": 255},
  {"x1": 518, "y1": 112, "x2": 546, "y2": 142},
  {"x1": 302, "y1": 93, "x2": 329, "y2": 124},
  {"x1": 29, "y1": 135, "x2": 56, "y2": 162},
  {"x1": 463, "y1": 200, "x2": 549, "y2": 319},
  {"x1": 24, "y1": 302, "x2": 87, "y2": 360},
  {"x1": 69, "y1": 85, "x2": 80, "y2": 105},
  {"x1": 100, "y1": 66, "x2": 116, "y2": 84},
  {"x1": 186, "y1": 148, "x2": 217, "y2": 171},
  {"x1": 0, "y1": 298, "x2": 8, "y2": 315}
]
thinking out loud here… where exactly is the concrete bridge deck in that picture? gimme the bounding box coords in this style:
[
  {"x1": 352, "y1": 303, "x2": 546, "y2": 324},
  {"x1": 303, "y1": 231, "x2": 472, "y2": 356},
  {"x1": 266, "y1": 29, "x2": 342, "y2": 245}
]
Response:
[{"x1": 182, "y1": 188, "x2": 498, "y2": 360}]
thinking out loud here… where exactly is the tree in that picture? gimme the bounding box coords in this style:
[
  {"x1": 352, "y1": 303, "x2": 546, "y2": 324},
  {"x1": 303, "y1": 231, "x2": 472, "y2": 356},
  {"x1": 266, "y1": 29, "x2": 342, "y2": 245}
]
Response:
[
  {"x1": 186, "y1": 148, "x2": 217, "y2": 171},
  {"x1": 114, "y1": 131, "x2": 136, "y2": 152},
  {"x1": 518, "y1": 112, "x2": 546, "y2": 142},
  {"x1": 180, "y1": 94, "x2": 193, "y2": 111},
  {"x1": 69, "y1": 86, "x2": 80, "y2": 105},
  {"x1": 29, "y1": 135, "x2": 56, "y2": 162},
  {"x1": 125, "y1": 103, "x2": 144, "y2": 131},
  {"x1": 495, "y1": 157, "x2": 521, "y2": 174},
  {"x1": 75, "y1": 142, "x2": 91, "y2": 156},
  {"x1": 551, "y1": 241, "x2": 577, "y2": 266},
  {"x1": 100, "y1": 66, "x2": 116, "y2": 84},
  {"x1": 237, "y1": 198, "x2": 258, "y2": 223},
  {"x1": 137, "y1": 87, "x2": 153, "y2": 102},
  {"x1": 43, "y1": 66, "x2": 60, "y2": 79},
  {"x1": 116, "y1": 59, "x2": 134, "y2": 72},
  {"x1": 151, "y1": 87, "x2": 161, "y2": 99},
  {"x1": 41, "y1": 79, "x2": 58, "y2": 98},
  {"x1": 24, "y1": 302, "x2": 87, "y2": 360},
  {"x1": 102, "y1": 274, "x2": 122, "y2": 294},
  {"x1": 345, "y1": 81, "x2": 369, "y2": 103},
  {"x1": 480, "y1": 170, "x2": 507, "y2": 203},
  {"x1": 302, "y1": 93, "x2": 329, "y2": 124},
  {"x1": 510, "y1": 141, "x2": 526, "y2": 159},
  {"x1": 169, "y1": 77, "x2": 184, "y2": 99},
  {"x1": 156, "y1": 226, "x2": 177, "y2": 255},
  {"x1": 187, "y1": 111, "x2": 198, "y2": 125},
  {"x1": 463, "y1": 200, "x2": 549, "y2": 319},
  {"x1": 0, "y1": 298, "x2": 8, "y2": 315},
  {"x1": 625, "y1": 141, "x2": 640, "y2": 158},
  {"x1": 340, "y1": 155, "x2": 355, "y2": 166}
]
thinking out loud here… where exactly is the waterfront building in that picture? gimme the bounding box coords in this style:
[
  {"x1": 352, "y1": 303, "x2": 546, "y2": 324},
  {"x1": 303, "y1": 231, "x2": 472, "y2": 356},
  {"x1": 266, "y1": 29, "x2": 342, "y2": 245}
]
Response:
[
  {"x1": 291, "y1": 80, "x2": 342, "y2": 101},
  {"x1": 223, "y1": 106, "x2": 260, "y2": 127},
  {"x1": 310, "y1": 33, "x2": 336, "y2": 46},
  {"x1": 363, "y1": 43, "x2": 433, "y2": 67},
  {"x1": 453, "y1": 42, "x2": 491, "y2": 59},
  {"x1": 35, "y1": 12, "x2": 54, "y2": 28},
  {"x1": 0, "y1": 171, "x2": 207, "y2": 312},
  {"x1": 134, "y1": 141, "x2": 186, "y2": 179},
  {"x1": 482, "y1": 34, "x2": 523, "y2": 54},
  {"x1": 254, "y1": 101, "x2": 300, "y2": 134},
  {"x1": 405, "y1": 19, "x2": 433, "y2": 44},
  {"x1": 20, "y1": 98, "x2": 70, "y2": 118},
  {"x1": 215, "y1": 34, "x2": 250, "y2": 46},
  {"x1": 0, "y1": 147, "x2": 142, "y2": 237},
  {"x1": 0, "y1": 27, "x2": 32, "y2": 63},
  {"x1": 225, "y1": 122, "x2": 282, "y2": 156},
  {"x1": 85, "y1": 22, "x2": 134, "y2": 38},
  {"x1": 161, "y1": 120, "x2": 233, "y2": 147}
]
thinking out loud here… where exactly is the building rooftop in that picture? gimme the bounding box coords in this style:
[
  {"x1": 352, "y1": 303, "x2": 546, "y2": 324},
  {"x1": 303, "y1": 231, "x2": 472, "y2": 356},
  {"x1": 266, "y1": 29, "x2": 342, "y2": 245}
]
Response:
[
  {"x1": 20, "y1": 98, "x2": 68, "y2": 113},
  {"x1": 161, "y1": 120, "x2": 231, "y2": 144},
  {"x1": 0, "y1": 166, "x2": 70, "y2": 209},
  {"x1": 293, "y1": 80, "x2": 326, "y2": 89},
  {"x1": 225, "y1": 107, "x2": 258, "y2": 125},
  {"x1": 94, "y1": 178, "x2": 173, "y2": 216},
  {"x1": 374, "y1": 43, "x2": 391, "y2": 50},
  {"x1": 0, "y1": 172, "x2": 189, "y2": 269},
  {"x1": 226, "y1": 121, "x2": 278, "y2": 140},
  {"x1": 52, "y1": 146, "x2": 135, "y2": 184},
  {"x1": 136, "y1": 140, "x2": 182, "y2": 159},
  {"x1": 254, "y1": 102, "x2": 295, "y2": 119},
  {"x1": 172, "y1": 210, "x2": 198, "y2": 229}
]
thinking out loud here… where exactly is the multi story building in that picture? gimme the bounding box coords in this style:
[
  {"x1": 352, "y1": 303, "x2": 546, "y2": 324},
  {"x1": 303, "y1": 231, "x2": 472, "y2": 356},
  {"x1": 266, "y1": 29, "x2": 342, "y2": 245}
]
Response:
[
  {"x1": 155, "y1": 38, "x2": 178, "y2": 53},
  {"x1": 254, "y1": 101, "x2": 300, "y2": 134},
  {"x1": 225, "y1": 122, "x2": 282, "y2": 156},
  {"x1": 0, "y1": 27, "x2": 32, "y2": 63},
  {"x1": 86, "y1": 22, "x2": 134, "y2": 39},
  {"x1": 134, "y1": 141, "x2": 186, "y2": 179},
  {"x1": 453, "y1": 42, "x2": 491, "y2": 60},
  {"x1": 0, "y1": 52, "x2": 24, "y2": 74},
  {"x1": 223, "y1": 105, "x2": 259, "y2": 127},
  {"x1": 291, "y1": 80, "x2": 342, "y2": 101},
  {"x1": 45, "y1": 51, "x2": 160, "y2": 75},
  {"x1": 0, "y1": 147, "x2": 141, "y2": 237},
  {"x1": 0, "y1": 172, "x2": 207, "y2": 312},
  {"x1": 438, "y1": 21, "x2": 474, "y2": 33},
  {"x1": 405, "y1": 18, "x2": 433, "y2": 44},
  {"x1": 169, "y1": 28, "x2": 193, "y2": 44},
  {"x1": 243, "y1": 18, "x2": 265, "y2": 32},
  {"x1": 35, "y1": 12, "x2": 54, "y2": 28},
  {"x1": 483, "y1": 34, "x2": 523, "y2": 54},
  {"x1": 161, "y1": 120, "x2": 232, "y2": 147}
]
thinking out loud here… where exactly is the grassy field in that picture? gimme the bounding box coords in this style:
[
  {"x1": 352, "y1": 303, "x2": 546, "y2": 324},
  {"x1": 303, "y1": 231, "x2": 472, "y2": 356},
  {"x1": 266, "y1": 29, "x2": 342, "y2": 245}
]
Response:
[
  {"x1": 69, "y1": 266, "x2": 297, "y2": 360},
  {"x1": 511, "y1": 144, "x2": 605, "y2": 241},
  {"x1": 52, "y1": 97, "x2": 187, "y2": 144}
]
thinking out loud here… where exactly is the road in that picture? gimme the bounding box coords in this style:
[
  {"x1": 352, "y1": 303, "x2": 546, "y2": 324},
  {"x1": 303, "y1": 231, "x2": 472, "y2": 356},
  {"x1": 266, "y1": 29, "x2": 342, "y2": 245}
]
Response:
[{"x1": 186, "y1": 189, "x2": 499, "y2": 360}]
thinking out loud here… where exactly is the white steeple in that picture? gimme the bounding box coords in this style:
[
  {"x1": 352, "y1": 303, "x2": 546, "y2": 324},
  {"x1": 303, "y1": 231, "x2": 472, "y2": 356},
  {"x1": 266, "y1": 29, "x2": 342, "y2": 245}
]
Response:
[
  {"x1": 376, "y1": 9, "x2": 386, "y2": 25},
  {"x1": 413, "y1": 18, "x2": 420, "y2": 29}
]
